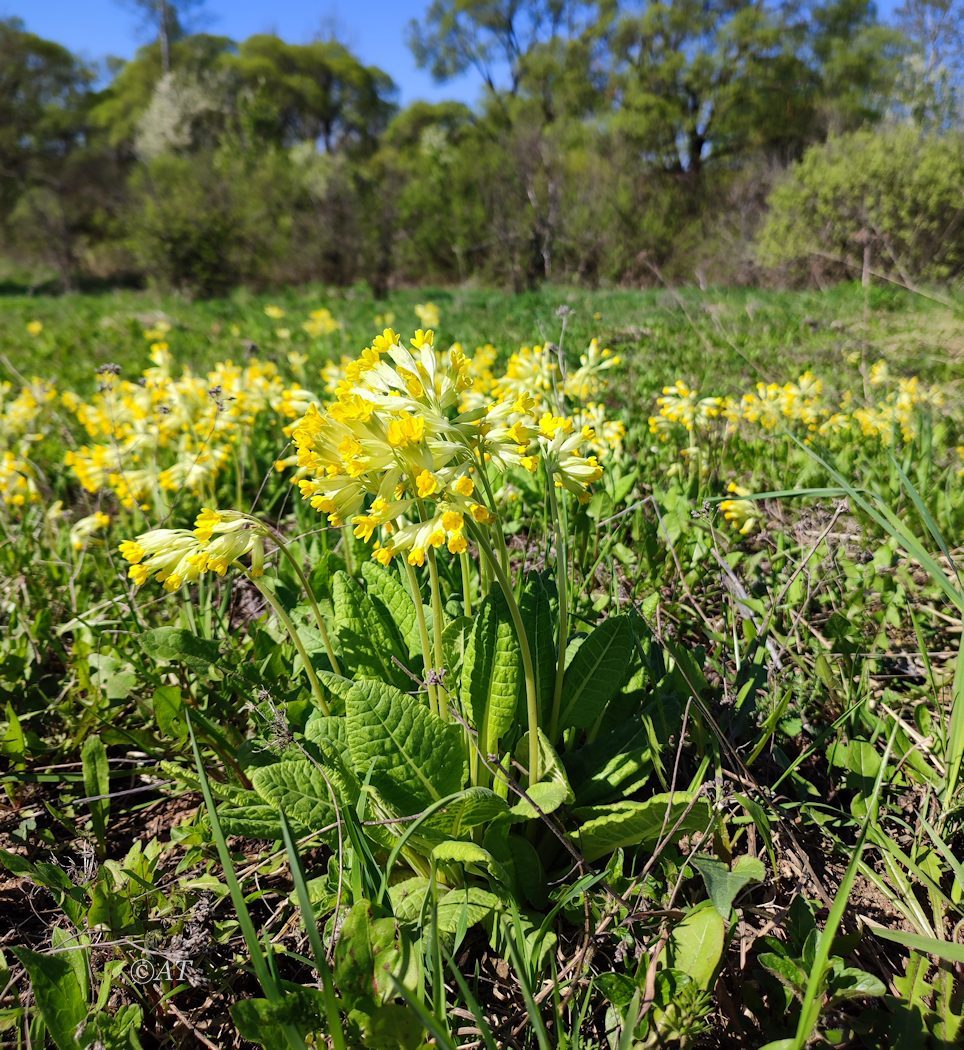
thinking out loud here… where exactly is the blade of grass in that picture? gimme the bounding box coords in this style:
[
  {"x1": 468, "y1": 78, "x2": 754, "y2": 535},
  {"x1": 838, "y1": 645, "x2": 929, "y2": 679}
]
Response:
[
  {"x1": 186, "y1": 711, "x2": 307, "y2": 1050},
  {"x1": 791, "y1": 724, "x2": 896, "y2": 1049},
  {"x1": 278, "y1": 810, "x2": 346, "y2": 1050},
  {"x1": 866, "y1": 925, "x2": 964, "y2": 965}
]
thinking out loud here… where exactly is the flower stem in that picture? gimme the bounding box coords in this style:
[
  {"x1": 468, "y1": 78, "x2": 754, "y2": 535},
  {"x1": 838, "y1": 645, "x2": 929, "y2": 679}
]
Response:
[
  {"x1": 247, "y1": 572, "x2": 330, "y2": 715},
  {"x1": 264, "y1": 525, "x2": 341, "y2": 676},
  {"x1": 426, "y1": 548, "x2": 449, "y2": 720},
  {"x1": 459, "y1": 550, "x2": 473, "y2": 617},
  {"x1": 470, "y1": 525, "x2": 541, "y2": 785},
  {"x1": 546, "y1": 474, "x2": 569, "y2": 743},
  {"x1": 403, "y1": 558, "x2": 438, "y2": 717}
]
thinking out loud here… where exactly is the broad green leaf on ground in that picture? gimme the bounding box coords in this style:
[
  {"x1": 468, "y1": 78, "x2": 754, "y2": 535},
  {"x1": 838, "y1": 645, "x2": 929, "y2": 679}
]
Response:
[
  {"x1": 141, "y1": 627, "x2": 221, "y2": 672},
  {"x1": 217, "y1": 801, "x2": 285, "y2": 839},
  {"x1": 574, "y1": 793, "x2": 714, "y2": 862},
  {"x1": 691, "y1": 854, "x2": 766, "y2": 917},
  {"x1": 11, "y1": 946, "x2": 87, "y2": 1050},
  {"x1": 251, "y1": 759, "x2": 338, "y2": 832},
  {"x1": 332, "y1": 570, "x2": 408, "y2": 686},
  {"x1": 461, "y1": 590, "x2": 521, "y2": 759},
  {"x1": 361, "y1": 561, "x2": 421, "y2": 659},
  {"x1": 669, "y1": 900, "x2": 726, "y2": 990},
  {"x1": 345, "y1": 680, "x2": 467, "y2": 814},
  {"x1": 558, "y1": 615, "x2": 633, "y2": 730}
]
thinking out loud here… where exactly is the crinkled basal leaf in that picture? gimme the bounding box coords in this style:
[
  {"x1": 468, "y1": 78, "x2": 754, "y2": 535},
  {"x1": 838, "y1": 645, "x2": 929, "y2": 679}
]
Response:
[
  {"x1": 390, "y1": 879, "x2": 502, "y2": 935},
  {"x1": 520, "y1": 573, "x2": 556, "y2": 724},
  {"x1": 574, "y1": 793, "x2": 714, "y2": 862},
  {"x1": 431, "y1": 841, "x2": 497, "y2": 867},
  {"x1": 304, "y1": 713, "x2": 347, "y2": 749},
  {"x1": 421, "y1": 786, "x2": 509, "y2": 838},
  {"x1": 564, "y1": 720, "x2": 654, "y2": 807},
  {"x1": 141, "y1": 627, "x2": 221, "y2": 672},
  {"x1": 558, "y1": 615, "x2": 633, "y2": 730},
  {"x1": 509, "y1": 779, "x2": 570, "y2": 820},
  {"x1": 461, "y1": 591, "x2": 521, "y2": 759},
  {"x1": 217, "y1": 801, "x2": 284, "y2": 840},
  {"x1": 12, "y1": 946, "x2": 87, "y2": 1050},
  {"x1": 332, "y1": 571, "x2": 408, "y2": 687},
  {"x1": 346, "y1": 680, "x2": 467, "y2": 815},
  {"x1": 361, "y1": 561, "x2": 421, "y2": 660},
  {"x1": 251, "y1": 759, "x2": 337, "y2": 833}
]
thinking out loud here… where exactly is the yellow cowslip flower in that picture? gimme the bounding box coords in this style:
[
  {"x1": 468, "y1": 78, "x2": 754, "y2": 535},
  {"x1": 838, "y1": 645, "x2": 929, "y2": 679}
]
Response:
[
  {"x1": 264, "y1": 305, "x2": 285, "y2": 319},
  {"x1": 414, "y1": 302, "x2": 441, "y2": 329},
  {"x1": 26, "y1": 320, "x2": 43, "y2": 337},
  {"x1": 287, "y1": 328, "x2": 613, "y2": 566},
  {"x1": 70, "y1": 511, "x2": 110, "y2": 550},
  {"x1": 719, "y1": 484, "x2": 763, "y2": 537},
  {"x1": 303, "y1": 308, "x2": 341, "y2": 338},
  {"x1": 0, "y1": 451, "x2": 39, "y2": 508},
  {"x1": 119, "y1": 509, "x2": 266, "y2": 592}
]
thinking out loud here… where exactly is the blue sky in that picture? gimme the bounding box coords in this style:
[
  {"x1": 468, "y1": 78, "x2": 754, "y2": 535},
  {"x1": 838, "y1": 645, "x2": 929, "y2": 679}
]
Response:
[
  {"x1": 0, "y1": 0, "x2": 484, "y2": 104},
  {"x1": 4, "y1": 0, "x2": 901, "y2": 106}
]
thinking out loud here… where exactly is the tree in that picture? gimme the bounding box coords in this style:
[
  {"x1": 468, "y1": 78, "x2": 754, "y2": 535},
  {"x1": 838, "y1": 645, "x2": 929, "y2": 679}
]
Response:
[
  {"x1": 0, "y1": 19, "x2": 93, "y2": 209},
  {"x1": 894, "y1": 0, "x2": 963, "y2": 126},
  {"x1": 758, "y1": 127, "x2": 964, "y2": 284},
  {"x1": 228, "y1": 36, "x2": 397, "y2": 152},
  {"x1": 118, "y1": 0, "x2": 206, "y2": 74},
  {"x1": 408, "y1": 0, "x2": 604, "y2": 101}
]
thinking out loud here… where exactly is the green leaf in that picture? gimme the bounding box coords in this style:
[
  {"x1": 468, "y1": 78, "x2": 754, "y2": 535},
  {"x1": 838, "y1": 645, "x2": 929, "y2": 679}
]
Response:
[
  {"x1": 152, "y1": 686, "x2": 186, "y2": 742},
  {"x1": 866, "y1": 925, "x2": 964, "y2": 964},
  {"x1": 361, "y1": 561, "x2": 421, "y2": 659},
  {"x1": 218, "y1": 802, "x2": 284, "y2": 839},
  {"x1": 251, "y1": 760, "x2": 338, "y2": 834},
  {"x1": 390, "y1": 880, "x2": 502, "y2": 935},
  {"x1": 421, "y1": 787, "x2": 509, "y2": 838},
  {"x1": 316, "y1": 670, "x2": 356, "y2": 709},
  {"x1": 11, "y1": 946, "x2": 87, "y2": 1050},
  {"x1": 141, "y1": 627, "x2": 220, "y2": 672},
  {"x1": 231, "y1": 986, "x2": 329, "y2": 1044},
  {"x1": 509, "y1": 780, "x2": 570, "y2": 820},
  {"x1": 81, "y1": 734, "x2": 109, "y2": 852},
  {"x1": 345, "y1": 680, "x2": 467, "y2": 815},
  {"x1": 519, "y1": 573, "x2": 556, "y2": 723},
  {"x1": 690, "y1": 854, "x2": 765, "y2": 917},
  {"x1": 669, "y1": 900, "x2": 726, "y2": 990},
  {"x1": 574, "y1": 793, "x2": 714, "y2": 863},
  {"x1": 558, "y1": 616, "x2": 633, "y2": 730},
  {"x1": 88, "y1": 869, "x2": 138, "y2": 934},
  {"x1": 332, "y1": 571, "x2": 408, "y2": 687},
  {"x1": 461, "y1": 590, "x2": 521, "y2": 758}
]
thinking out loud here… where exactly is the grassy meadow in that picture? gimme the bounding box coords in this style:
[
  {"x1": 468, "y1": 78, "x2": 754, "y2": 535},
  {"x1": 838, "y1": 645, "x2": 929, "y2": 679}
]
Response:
[{"x1": 1, "y1": 282, "x2": 962, "y2": 1048}]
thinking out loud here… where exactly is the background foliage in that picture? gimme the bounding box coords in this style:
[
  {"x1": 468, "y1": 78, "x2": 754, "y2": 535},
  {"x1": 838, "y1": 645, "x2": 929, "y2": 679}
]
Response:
[{"x1": 0, "y1": 0, "x2": 961, "y2": 295}]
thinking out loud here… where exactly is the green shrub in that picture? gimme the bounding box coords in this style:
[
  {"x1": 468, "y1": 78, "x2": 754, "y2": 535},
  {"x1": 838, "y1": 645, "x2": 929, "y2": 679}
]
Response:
[{"x1": 758, "y1": 127, "x2": 964, "y2": 285}]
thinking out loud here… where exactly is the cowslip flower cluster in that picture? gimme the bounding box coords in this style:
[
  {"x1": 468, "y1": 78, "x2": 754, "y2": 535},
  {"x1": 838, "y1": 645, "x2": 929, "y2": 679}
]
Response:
[
  {"x1": 62, "y1": 345, "x2": 315, "y2": 511},
  {"x1": 649, "y1": 365, "x2": 945, "y2": 448},
  {"x1": 0, "y1": 378, "x2": 57, "y2": 510},
  {"x1": 70, "y1": 511, "x2": 111, "y2": 550},
  {"x1": 118, "y1": 508, "x2": 266, "y2": 592},
  {"x1": 719, "y1": 484, "x2": 763, "y2": 536},
  {"x1": 289, "y1": 328, "x2": 608, "y2": 567}
]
